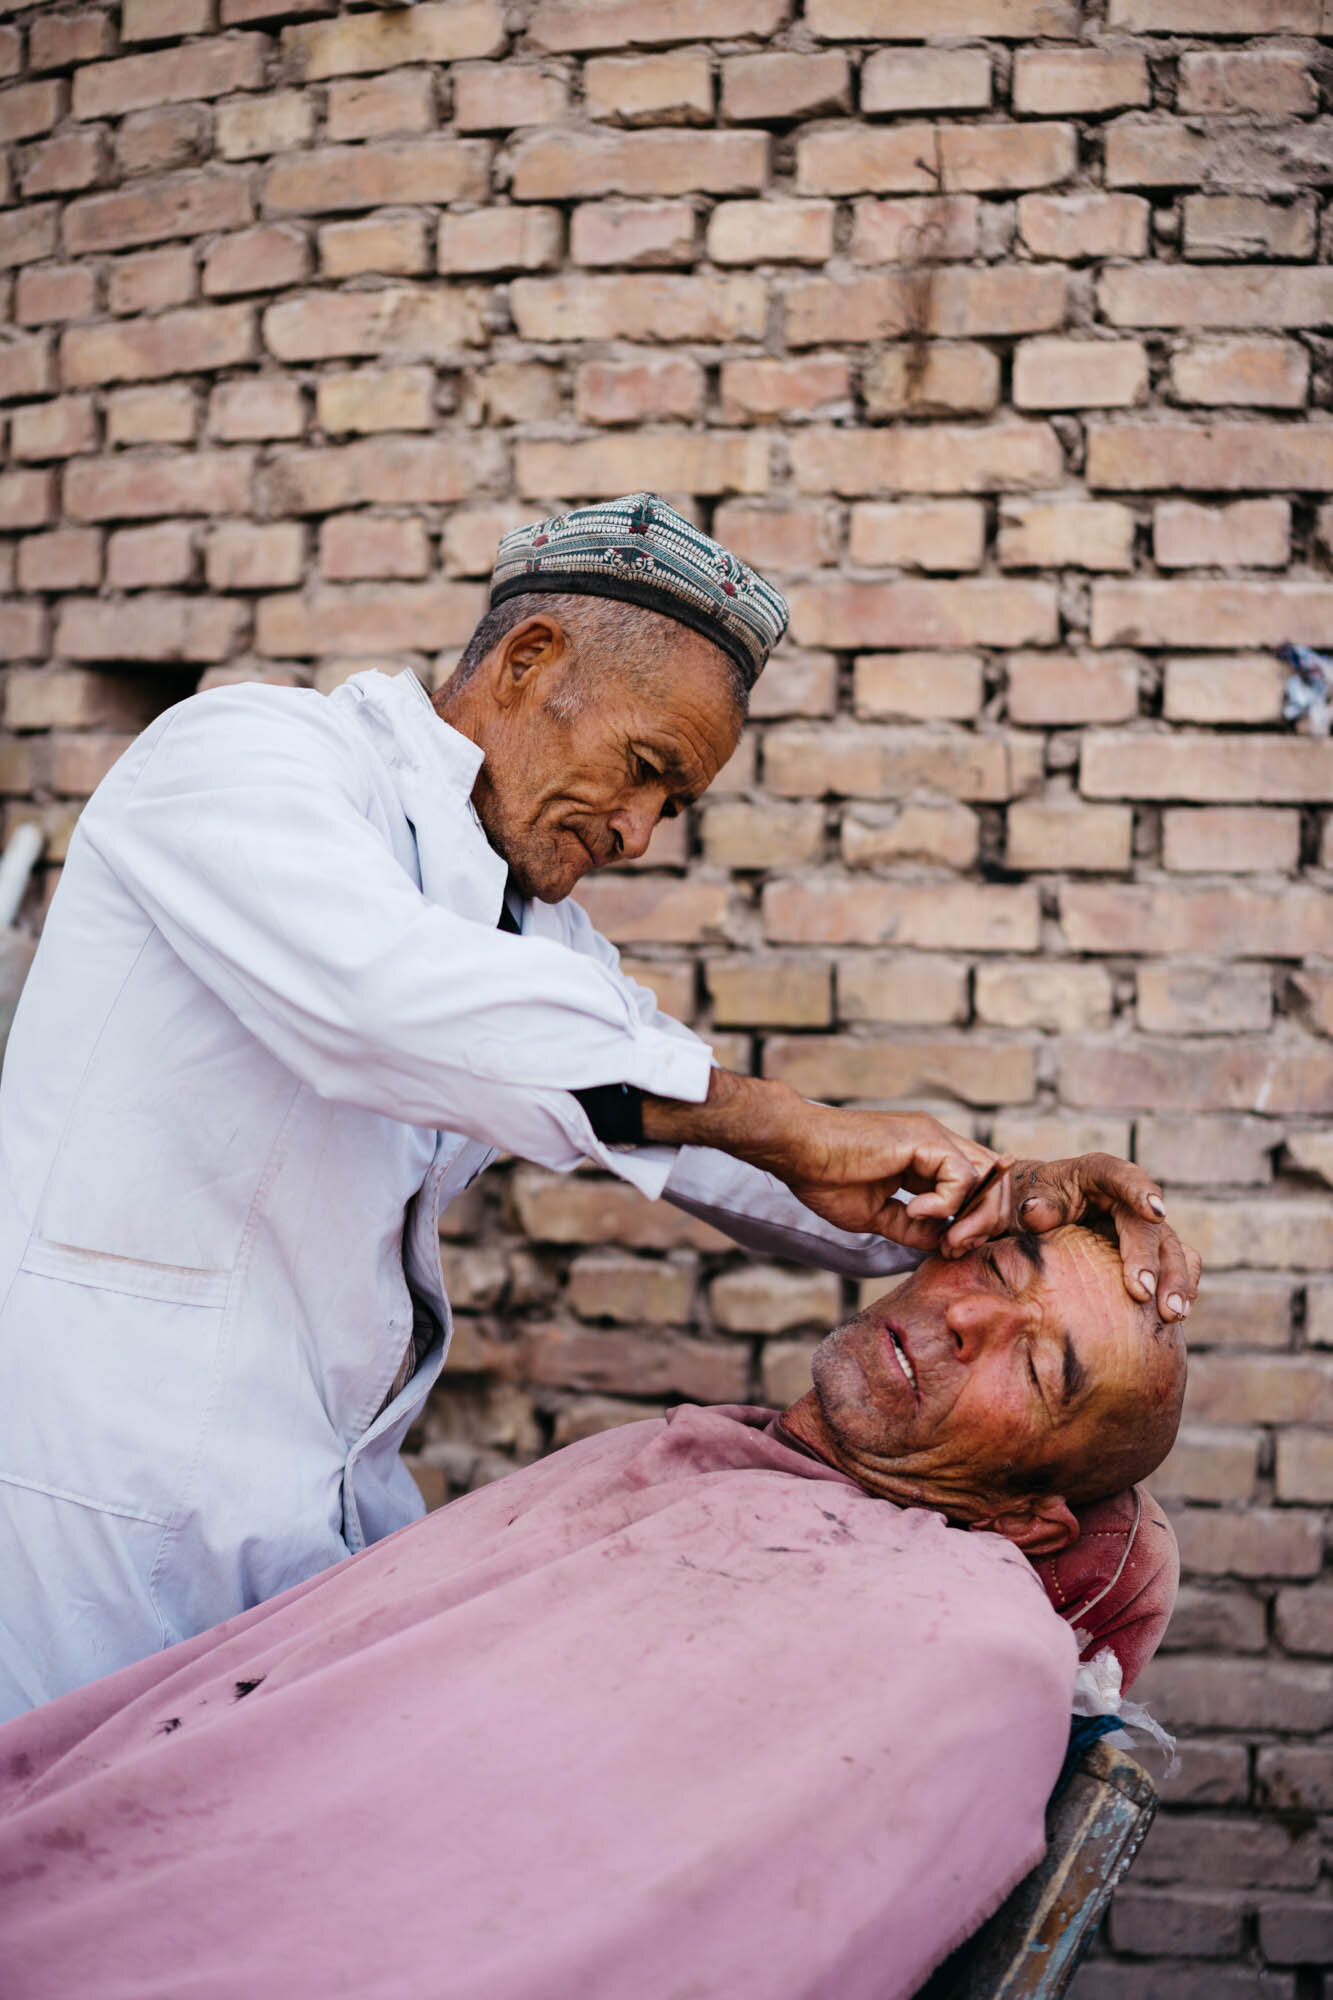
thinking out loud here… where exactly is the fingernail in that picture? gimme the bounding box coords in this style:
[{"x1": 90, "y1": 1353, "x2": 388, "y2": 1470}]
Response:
[
  {"x1": 1148, "y1": 1195, "x2": 1166, "y2": 1218},
  {"x1": 1166, "y1": 1293, "x2": 1185, "y2": 1318},
  {"x1": 1138, "y1": 1270, "x2": 1155, "y2": 1296},
  {"x1": 1019, "y1": 1195, "x2": 1037, "y2": 1216}
]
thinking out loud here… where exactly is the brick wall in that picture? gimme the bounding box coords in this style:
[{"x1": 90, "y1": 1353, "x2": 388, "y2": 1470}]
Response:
[{"x1": 0, "y1": 0, "x2": 1331, "y2": 1989}]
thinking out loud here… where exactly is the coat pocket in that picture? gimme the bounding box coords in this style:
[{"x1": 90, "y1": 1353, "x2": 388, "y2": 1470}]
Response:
[{"x1": 20, "y1": 1237, "x2": 231, "y2": 1308}]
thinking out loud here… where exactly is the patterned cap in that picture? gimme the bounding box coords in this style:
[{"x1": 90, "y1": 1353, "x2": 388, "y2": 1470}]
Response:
[{"x1": 488, "y1": 493, "x2": 788, "y2": 690}]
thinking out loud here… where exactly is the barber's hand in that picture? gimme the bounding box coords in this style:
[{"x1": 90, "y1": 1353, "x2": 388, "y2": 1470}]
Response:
[
  {"x1": 943, "y1": 1152, "x2": 1199, "y2": 1322},
  {"x1": 759, "y1": 1106, "x2": 1012, "y2": 1252}
]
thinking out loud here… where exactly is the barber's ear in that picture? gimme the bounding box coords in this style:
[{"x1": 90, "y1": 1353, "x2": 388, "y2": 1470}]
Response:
[
  {"x1": 492, "y1": 617, "x2": 568, "y2": 706},
  {"x1": 967, "y1": 1493, "x2": 1079, "y2": 1557}
]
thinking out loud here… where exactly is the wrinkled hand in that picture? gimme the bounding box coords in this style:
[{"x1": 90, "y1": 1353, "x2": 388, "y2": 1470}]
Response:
[
  {"x1": 766, "y1": 1106, "x2": 1012, "y2": 1252},
  {"x1": 942, "y1": 1151, "x2": 1199, "y2": 1322}
]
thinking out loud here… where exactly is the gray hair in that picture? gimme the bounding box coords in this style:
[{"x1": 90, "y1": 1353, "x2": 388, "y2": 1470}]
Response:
[{"x1": 449, "y1": 591, "x2": 749, "y2": 722}]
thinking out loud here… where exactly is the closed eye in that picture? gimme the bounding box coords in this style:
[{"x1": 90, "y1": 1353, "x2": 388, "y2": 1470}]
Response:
[{"x1": 634, "y1": 754, "x2": 680, "y2": 819}]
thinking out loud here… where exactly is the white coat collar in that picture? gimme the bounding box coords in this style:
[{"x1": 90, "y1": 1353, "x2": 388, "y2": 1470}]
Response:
[{"x1": 334, "y1": 669, "x2": 508, "y2": 926}]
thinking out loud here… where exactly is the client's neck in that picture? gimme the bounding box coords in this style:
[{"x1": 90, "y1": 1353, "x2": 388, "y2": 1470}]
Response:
[{"x1": 775, "y1": 1392, "x2": 841, "y2": 1469}]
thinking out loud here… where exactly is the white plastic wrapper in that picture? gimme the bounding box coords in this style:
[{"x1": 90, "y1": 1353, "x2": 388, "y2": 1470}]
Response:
[{"x1": 1071, "y1": 1641, "x2": 1179, "y2": 1779}]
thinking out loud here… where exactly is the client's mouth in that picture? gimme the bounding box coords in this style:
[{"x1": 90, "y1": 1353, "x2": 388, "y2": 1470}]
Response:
[{"x1": 885, "y1": 1325, "x2": 918, "y2": 1393}]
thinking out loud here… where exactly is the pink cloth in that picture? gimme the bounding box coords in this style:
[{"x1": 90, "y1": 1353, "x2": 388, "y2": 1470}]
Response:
[
  {"x1": 1042, "y1": 1488, "x2": 1180, "y2": 1692},
  {"x1": 0, "y1": 1406, "x2": 1076, "y2": 2000}
]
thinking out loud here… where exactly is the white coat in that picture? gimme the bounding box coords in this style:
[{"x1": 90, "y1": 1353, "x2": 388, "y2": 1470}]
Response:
[{"x1": 0, "y1": 669, "x2": 912, "y2": 1717}]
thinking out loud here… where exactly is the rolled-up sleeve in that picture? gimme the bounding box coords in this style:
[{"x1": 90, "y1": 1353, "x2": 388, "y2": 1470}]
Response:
[{"x1": 81, "y1": 688, "x2": 712, "y2": 1193}]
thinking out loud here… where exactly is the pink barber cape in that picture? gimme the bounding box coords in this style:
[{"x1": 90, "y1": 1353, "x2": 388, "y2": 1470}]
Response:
[{"x1": 0, "y1": 1406, "x2": 1077, "y2": 2000}]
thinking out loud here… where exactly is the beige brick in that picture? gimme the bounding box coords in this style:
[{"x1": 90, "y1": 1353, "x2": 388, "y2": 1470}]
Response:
[
  {"x1": 861, "y1": 48, "x2": 991, "y2": 114},
  {"x1": 707, "y1": 200, "x2": 833, "y2": 267},
  {"x1": 0, "y1": 78, "x2": 66, "y2": 143},
  {"x1": 441, "y1": 505, "x2": 528, "y2": 578},
  {"x1": 1089, "y1": 424, "x2": 1333, "y2": 493},
  {"x1": 1017, "y1": 191, "x2": 1148, "y2": 261},
  {"x1": 706, "y1": 956, "x2": 832, "y2": 1030},
  {"x1": 1093, "y1": 579, "x2": 1333, "y2": 651},
  {"x1": 1105, "y1": 115, "x2": 1333, "y2": 195},
  {"x1": 575, "y1": 356, "x2": 703, "y2": 425},
  {"x1": 585, "y1": 50, "x2": 711, "y2": 125},
  {"x1": 748, "y1": 652, "x2": 838, "y2": 722},
  {"x1": 1169, "y1": 339, "x2": 1309, "y2": 409},
  {"x1": 569, "y1": 199, "x2": 695, "y2": 268},
  {"x1": 6, "y1": 667, "x2": 160, "y2": 733},
  {"x1": 699, "y1": 800, "x2": 824, "y2": 871},
  {"x1": 1060, "y1": 883, "x2": 1333, "y2": 960},
  {"x1": 114, "y1": 103, "x2": 209, "y2": 178},
  {"x1": 853, "y1": 651, "x2": 983, "y2": 721},
  {"x1": 512, "y1": 273, "x2": 762, "y2": 343},
  {"x1": 1163, "y1": 656, "x2": 1285, "y2": 726},
  {"x1": 711, "y1": 1264, "x2": 840, "y2": 1335},
  {"x1": 264, "y1": 287, "x2": 486, "y2": 362},
  {"x1": 57, "y1": 594, "x2": 243, "y2": 665},
  {"x1": 840, "y1": 801, "x2": 979, "y2": 870},
  {"x1": 11, "y1": 395, "x2": 96, "y2": 463},
  {"x1": 787, "y1": 579, "x2": 1055, "y2": 652},
  {"x1": 511, "y1": 129, "x2": 765, "y2": 201},
  {"x1": 796, "y1": 123, "x2": 940, "y2": 196},
  {"x1": 1286, "y1": 1131, "x2": 1333, "y2": 1187},
  {"x1": 207, "y1": 521, "x2": 304, "y2": 591},
  {"x1": 572, "y1": 875, "x2": 732, "y2": 947},
  {"x1": 998, "y1": 500, "x2": 1135, "y2": 572},
  {"x1": 1163, "y1": 807, "x2": 1300, "y2": 875},
  {"x1": 990, "y1": 1111, "x2": 1132, "y2": 1163},
  {"x1": 203, "y1": 231, "x2": 308, "y2": 310},
  {"x1": 530, "y1": 0, "x2": 785, "y2": 50},
  {"x1": 1008, "y1": 797, "x2": 1133, "y2": 873},
  {"x1": 791, "y1": 422, "x2": 1058, "y2": 497},
  {"x1": 454, "y1": 64, "x2": 569, "y2": 133},
  {"x1": 64, "y1": 450, "x2": 252, "y2": 522},
  {"x1": 209, "y1": 376, "x2": 304, "y2": 442},
  {"x1": 259, "y1": 436, "x2": 495, "y2": 514},
  {"x1": 1101, "y1": 265, "x2": 1333, "y2": 333},
  {"x1": 566, "y1": 1250, "x2": 695, "y2": 1326},
  {"x1": 215, "y1": 90, "x2": 314, "y2": 161},
  {"x1": 15, "y1": 265, "x2": 97, "y2": 326},
  {"x1": 765, "y1": 877, "x2": 1040, "y2": 952},
  {"x1": 105, "y1": 383, "x2": 196, "y2": 446},
  {"x1": 1013, "y1": 49, "x2": 1148, "y2": 115},
  {"x1": 786, "y1": 269, "x2": 1067, "y2": 345},
  {"x1": 1183, "y1": 195, "x2": 1317, "y2": 264},
  {"x1": 29, "y1": 12, "x2": 115, "y2": 70},
  {"x1": 862, "y1": 344, "x2": 1000, "y2": 419},
  {"x1": 0, "y1": 363, "x2": 40, "y2": 435},
  {"x1": 106, "y1": 520, "x2": 196, "y2": 589},
  {"x1": 1083, "y1": 729, "x2": 1333, "y2": 804},
  {"x1": 44, "y1": 733, "x2": 138, "y2": 799},
  {"x1": 718, "y1": 357, "x2": 849, "y2": 425},
  {"x1": 836, "y1": 953, "x2": 969, "y2": 1026},
  {"x1": 1109, "y1": 0, "x2": 1319, "y2": 26},
  {"x1": 849, "y1": 195, "x2": 981, "y2": 265},
  {"x1": 940, "y1": 122, "x2": 1077, "y2": 193},
  {"x1": 63, "y1": 304, "x2": 255, "y2": 388},
  {"x1": 122, "y1": 0, "x2": 213, "y2": 39},
  {"x1": 721, "y1": 51, "x2": 850, "y2": 123},
  {"x1": 763, "y1": 1034, "x2": 1035, "y2": 1109},
  {"x1": 760, "y1": 1339, "x2": 819, "y2": 1408},
  {"x1": 283, "y1": 4, "x2": 505, "y2": 80},
  {"x1": 21, "y1": 126, "x2": 107, "y2": 197},
  {"x1": 1008, "y1": 652, "x2": 1140, "y2": 726},
  {"x1": 319, "y1": 213, "x2": 432, "y2": 279},
  {"x1": 517, "y1": 433, "x2": 766, "y2": 500},
  {"x1": 17, "y1": 528, "x2": 102, "y2": 594},
  {"x1": 108, "y1": 245, "x2": 195, "y2": 318},
  {"x1": 1013, "y1": 337, "x2": 1147, "y2": 411},
  {"x1": 510, "y1": 1164, "x2": 724, "y2": 1253},
  {"x1": 848, "y1": 503, "x2": 985, "y2": 574},
  {"x1": 0, "y1": 470, "x2": 55, "y2": 531},
  {"x1": 439, "y1": 208, "x2": 562, "y2": 276},
  {"x1": 319, "y1": 514, "x2": 430, "y2": 582},
  {"x1": 711, "y1": 508, "x2": 838, "y2": 585},
  {"x1": 263, "y1": 140, "x2": 490, "y2": 216},
  {"x1": 73, "y1": 38, "x2": 267, "y2": 120},
  {"x1": 1276, "y1": 1432, "x2": 1333, "y2": 1506},
  {"x1": 526, "y1": 1321, "x2": 745, "y2": 1403},
  {"x1": 1138, "y1": 964, "x2": 1273, "y2": 1037},
  {"x1": 1154, "y1": 500, "x2": 1291, "y2": 572},
  {"x1": 255, "y1": 582, "x2": 485, "y2": 659},
  {"x1": 0, "y1": 204, "x2": 59, "y2": 271},
  {"x1": 326, "y1": 72, "x2": 436, "y2": 143},
  {"x1": 975, "y1": 960, "x2": 1113, "y2": 1032},
  {"x1": 1137, "y1": 1116, "x2": 1277, "y2": 1189},
  {"x1": 1179, "y1": 50, "x2": 1317, "y2": 114}
]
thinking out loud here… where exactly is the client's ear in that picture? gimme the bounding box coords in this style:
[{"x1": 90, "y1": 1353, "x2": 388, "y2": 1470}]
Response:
[{"x1": 967, "y1": 1493, "x2": 1079, "y2": 1556}]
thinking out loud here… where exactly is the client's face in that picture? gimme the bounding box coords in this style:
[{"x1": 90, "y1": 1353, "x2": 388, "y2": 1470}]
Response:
[{"x1": 782, "y1": 1226, "x2": 1187, "y2": 1554}]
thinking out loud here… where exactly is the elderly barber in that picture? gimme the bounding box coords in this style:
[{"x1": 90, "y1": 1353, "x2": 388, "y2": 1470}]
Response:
[{"x1": 0, "y1": 494, "x2": 1194, "y2": 1717}]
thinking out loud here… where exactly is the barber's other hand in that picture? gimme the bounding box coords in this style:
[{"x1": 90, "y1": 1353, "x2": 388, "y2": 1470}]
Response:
[{"x1": 943, "y1": 1152, "x2": 1199, "y2": 1323}]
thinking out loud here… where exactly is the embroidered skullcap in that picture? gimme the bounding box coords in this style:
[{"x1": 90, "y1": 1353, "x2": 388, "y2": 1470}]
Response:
[{"x1": 489, "y1": 493, "x2": 788, "y2": 690}]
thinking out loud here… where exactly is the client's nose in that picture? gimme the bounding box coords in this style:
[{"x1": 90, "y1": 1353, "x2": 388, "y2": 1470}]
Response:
[{"x1": 945, "y1": 1294, "x2": 1035, "y2": 1362}]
